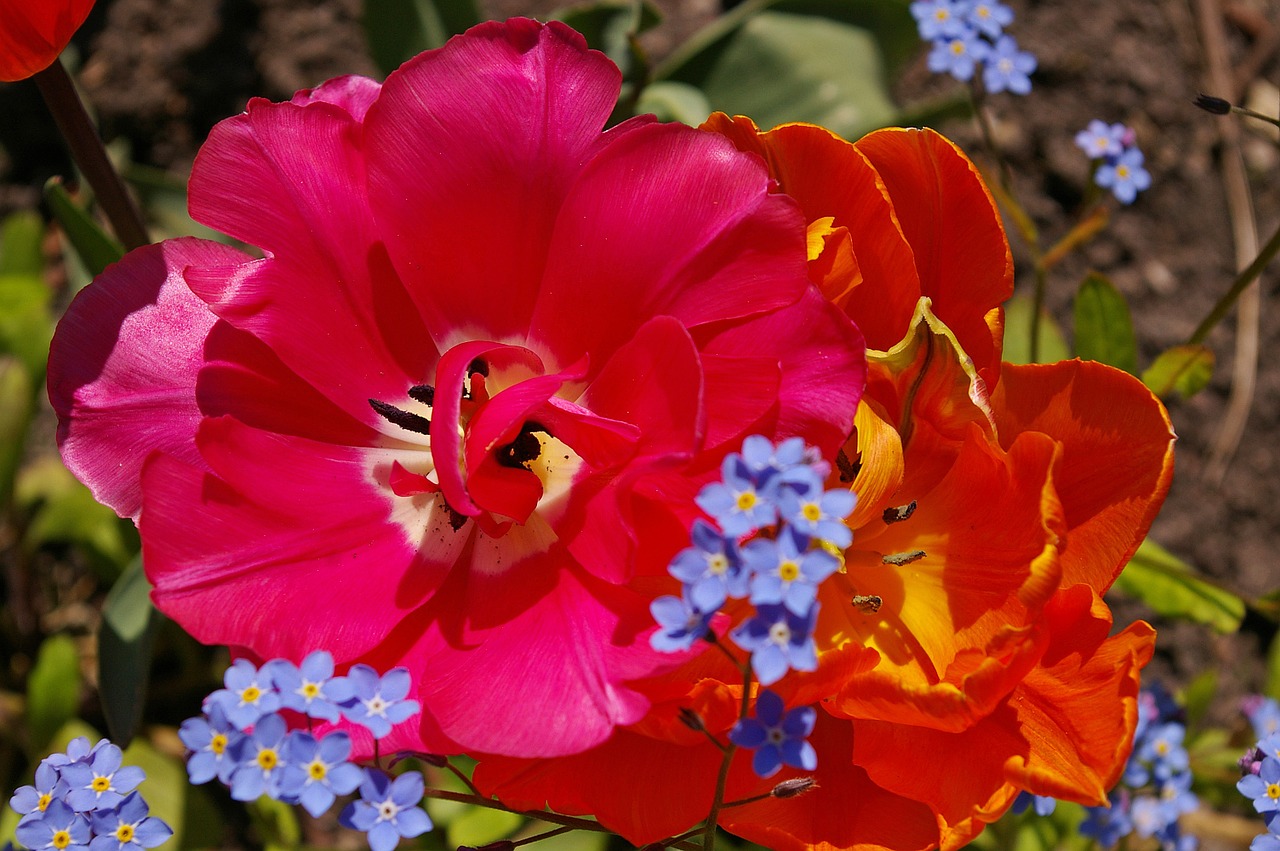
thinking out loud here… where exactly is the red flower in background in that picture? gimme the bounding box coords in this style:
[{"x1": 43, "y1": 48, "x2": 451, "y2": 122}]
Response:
[
  {"x1": 471, "y1": 119, "x2": 1174, "y2": 851},
  {"x1": 47, "y1": 21, "x2": 865, "y2": 761},
  {"x1": 0, "y1": 0, "x2": 95, "y2": 81}
]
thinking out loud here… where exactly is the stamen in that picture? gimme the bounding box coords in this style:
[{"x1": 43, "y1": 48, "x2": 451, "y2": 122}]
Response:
[
  {"x1": 369, "y1": 398, "x2": 432, "y2": 436},
  {"x1": 497, "y1": 422, "x2": 547, "y2": 469},
  {"x1": 836, "y1": 448, "x2": 860, "y2": 483},
  {"x1": 882, "y1": 550, "x2": 926, "y2": 566},
  {"x1": 407, "y1": 384, "x2": 435, "y2": 406},
  {"x1": 882, "y1": 501, "x2": 917, "y2": 524},
  {"x1": 851, "y1": 594, "x2": 882, "y2": 613}
]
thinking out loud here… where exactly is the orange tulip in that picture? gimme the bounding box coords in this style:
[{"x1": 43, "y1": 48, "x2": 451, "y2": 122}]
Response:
[
  {"x1": 0, "y1": 0, "x2": 95, "y2": 82},
  {"x1": 471, "y1": 117, "x2": 1174, "y2": 851}
]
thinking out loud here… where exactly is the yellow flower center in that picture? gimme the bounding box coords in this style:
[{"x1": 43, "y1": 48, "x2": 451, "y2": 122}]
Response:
[
  {"x1": 951, "y1": 41, "x2": 966, "y2": 55},
  {"x1": 211, "y1": 733, "x2": 227, "y2": 755},
  {"x1": 1155, "y1": 740, "x2": 1169, "y2": 756},
  {"x1": 1269, "y1": 783, "x2": 1280, "y2": 800},
  {"x1": 52, "y1": 830, "x2": 72, "y2": 850},
  {"x1": 802, "y1": 503, "x2": 822, "y2": 522},
  {"x1": 116, "y1": 824, "x2": 135, "y2": 843},
  {"x1": 308, "y1": 760, "x2": 328, "y2": 781},
  {"x1": 240, "y1": 685, "x2": 262, "y2": 704},
  {"x1": 934, "y1": 9, "x2": 949, "y2": 20},
  {"x1": 257, "y1": 748, "x2": 279, "y2": 770},
  {"x1": 37, "y1": 792, "x2": 52, "y2": 812},
  {"x1": 1116, "y1": 165, "x2": 1131, "y2": 180},
  {"x1": 779, "y1": 560, "x2": 801, "y2": 582},
  {"x1": 735, "y1": 491, "x2": 757, "y2": 511},
  {"x1": 302, "y1": 682, "x2": 321, "y2": 699},
  {"x1": 977, "y1": 5, "x2": 990, "y2": 17},
  {"x1": 92, "y1": 776, "x2": 111, "y2": 792}
]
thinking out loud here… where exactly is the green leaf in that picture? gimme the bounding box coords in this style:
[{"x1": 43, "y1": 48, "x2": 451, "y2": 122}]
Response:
[
  {"x1": 447, "y1": 806, "x2": 523, "y2": 848},
  {"x1": 17, "y1": 456, "x2": 137, "y2": 578},
  {"x1": 0, "y1": 357, "x2": 34, "y2": 512},
  {"x1": 1001, "y1": 294, "x2": 1070, "y2": 364},
  {"x1": 1181, "y1": 667, "x2": 1218, "y2": 732},
  {"x1": 249, "y1": 795, "x2": 302, "y2": 850},
  {"x1": 44, "y1": 177, "x2": 125, "y2": 277},
  {"x1": 658, "y1": 11, "x2": 897, "y2": 141},
  {"x1": 1141, "y1": 344, "x2": 1215, "y2": 399},
  {"x1": 1073, "y1": 273, "x2": 1137, "y2": 374},
  {"x1": 1265, "y1": 631, "x2": 1280, "y2": 703},
  {"x1": 635, "y1": 80, "x2": 713, "y2": 125},
  {"x1": 0, "y1": 272, "x2": 54, "y2": 379},
  {"x1": 770, "y1": 0, "x2": 917, "y2": 75},
  {"x1": 553, "y1": 0, "x2": 660, "y2": 73},
  {"x1": 99, "y1": 557, "x2": 159, "y2": 746},
  {"x1": 122, "y1": 736, "x2": 187, "y2": 849},
  {"x1": 363, "y1": 0, "x2": 482, "y2": 75},
  {"x1": 1112, "y1": 539, "x2": 1245, "y2": 634},
  {"x1": 0, "y1": 211, "x2": 46, "y2": 277},
  {"x1": 27, "y1": 634, "x2": 82, "y2": 750}
]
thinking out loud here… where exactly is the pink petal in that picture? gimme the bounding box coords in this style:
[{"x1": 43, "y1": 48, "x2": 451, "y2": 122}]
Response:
[
  {"x1": 142, "y1": 417, "x2": 459, "y2": 660},
  {"x1": 364, "y1": 19, "x2": 621, "y2": 349},
  {"x1": 187, "y1": 96, "x2": 432, "y2": 423},
  {"x1": 371, "y1": 565, "x2": 669, "y2": 756},
  {"x1": 530, "y1": 122, "x2": 809, "y2": 369},
  {"x1": 47, "y1": 238, "x2": 247, "y2": 519},
  {"x1": 289, "y1": 74, "x2": 382, "y2": 121}
]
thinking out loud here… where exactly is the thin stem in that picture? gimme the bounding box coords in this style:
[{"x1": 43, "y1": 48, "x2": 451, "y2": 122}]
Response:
[
  {"x1": 514, "y1": 825, "x2": 575, "y2": 847},
  {"x1": 422, "y1": 787, "x2": 610, "y2": 834},
  {"x1": 701, "y1": 660, "x2": 754, "y2": 851},
  {"x1": 1188, "y1": 217, "x2": 1280, "y2": 345},
  {"x1": 32, "y1": 58, "x2": 149, "y2": 251},
  {"x1": 1028, "y1": 263, "x2": 1048, "y2": 363},
  {"x1": 443, "y1": 759, "x2": 484, "y2": 797},
  {"x1": 967, "y1": 80, "x2": 1015, "y2": 198}
]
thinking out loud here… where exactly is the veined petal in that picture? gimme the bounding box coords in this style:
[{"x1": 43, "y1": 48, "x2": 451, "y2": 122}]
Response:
[
  {"x1": 48, "y1": 238, "x2": 246, "y2": 519},
  {"x1": 854, "y1": 128, "x2": 1012, "y2": 388},
  {"x1": 992, "y1": 360, "x2": 1175, "y2": 591}
]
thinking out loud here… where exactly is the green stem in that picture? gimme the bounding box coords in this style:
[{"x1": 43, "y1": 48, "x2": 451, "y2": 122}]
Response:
[
  {"x1": 32, "y1": 58, "x2": 149, "y2": 251},
  {"x1": 1028, "y1": 263, "x2": 1048, "y2": 363},
  {"x1": 1188, "y1": 218, "x2": 1280, "y2": 345},
  {"x1": 701, "y1": 660, "x2": 754, "y2": 851}
]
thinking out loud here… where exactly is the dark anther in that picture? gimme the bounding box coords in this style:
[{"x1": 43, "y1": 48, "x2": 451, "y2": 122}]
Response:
[
  {"x1": 772, "y1": 777, "x2": 817, "y2": 798},
  {"x1": 497, "y1": 421, "x2": 546, "y2": 470},
  {"x1": 851, "y1": 594, "x2": 883, "y2": 614},
  {"x1": 836, "y1": 448, "x2": 860, "y2": 483},
  {"x1": 882, "y1": 550, "x2": 926, "y2": 566},
  {"x1": 467, "y1": 358, "x2": 490, "y2": 377},
  {"x1": 446, "y1": 503, "x2": 469, "y2": 532},
  {"x1": 882, "y1": 501, "x2": 917, "y2": 524},
  {"x1": 369, "y1": 398, "x2": 432, "y2": 436},
  {"x1": 407, "y1": 384, "x2": 435, "y2": 406},
  {"x1": 1194, "y1": 93, "x2": 1231, "y2": 115},
  {"x1": 678, "y1": 707, "x2": 706, "y2": 733}
]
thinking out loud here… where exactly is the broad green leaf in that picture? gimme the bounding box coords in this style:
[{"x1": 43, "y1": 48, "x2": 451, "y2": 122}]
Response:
[
  {"x1": 17, "y1": 456, "x2": 137, "y2": 577},
  {"x1": 771, "y1": 0, "x2": 916, "y2": 75},
  {"x1": 99, "y1": 557, "x2": 159, "y2": 746},
  {"x1": 363, "y1": 0, "x2": 482, "y2": 74},
  {"x1": 659, "y1": 11, "x2": 897, "y2": 140},
  {"x1": 1001, "y1": 294, "x2": 1070, "y2": 365},
  {"x1": 0, "y1": 358, "x2": 33, "y2": 511},
  {"x1": 447, "y1": 806, "x2": 523, "y2": 848},
  {"x1": 1073, "y1": 273, "x2": 1137, "y2": 374},
  {"x1": 0, "y1": 211, "x2": 45, "y2": 276},
  {"x1": 122, "y1": 736, "x2": 187, "y2": 848},
  {"x1": 1141, "y1": 344, "x2": 1215, "y2": 399},
  {"x1": 1181, "y1": 667, "x2": 1218, "y2": 732},
  {"x1": 27, "y1": 634, "x2": 82, "y2": 749},
  {"x1": 1113, "y1": 539, "x2": 1245, "y2": 634},
  {"x1": 44, "y1": 177, "x2": 125, "y2": 277},
  {"x1": 250, "y1": 795, "x2": 301, "y2": 850},
  {"x1": 0, "y1": 272, "x2": 54, "y2": 379},
  {"x1": 635, "y1": 80, "x2": 713, "y2": 125}
]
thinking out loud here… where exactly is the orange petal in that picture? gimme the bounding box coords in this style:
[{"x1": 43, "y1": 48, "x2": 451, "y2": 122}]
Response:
[
  {"x1": 702, "y1": 114, "x2": 922, "y2": 348},
  {"x1": 828, "y1": 425, "x2": 1065, "y2": 726},
  {"x1": 991, "y1": 360, "x2": 1175, "y2": 591},
  {"x1": 854, "y1": 128, "x2": 1013, "y2": 389},
  {"x1": 722, "y1": 710, "x2": 941, "y2": 851}
]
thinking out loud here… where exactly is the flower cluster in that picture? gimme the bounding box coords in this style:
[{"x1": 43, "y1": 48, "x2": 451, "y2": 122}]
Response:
[
  {"x1": 180, "y1": 652, "x2": 430, "y2": 851},
  {"x1": 1079, "y1": 687, "x2": 1198, "y2": 851},
  {"x1": 651, "y1": 435, "x2": 854, "y2": 685},
  {"x1": 8, "y1": 737, "x2": 172, "y2": 851},
  {"x1": 911, "y1": 0, "x2": 1036, "y2": 93},
  {"x1": 1238, "y1": 696, "x2": 1280, "y2": 851},
  {"x1": 1075, "y1": 120, "x2": 1152, "y2": 204}
]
